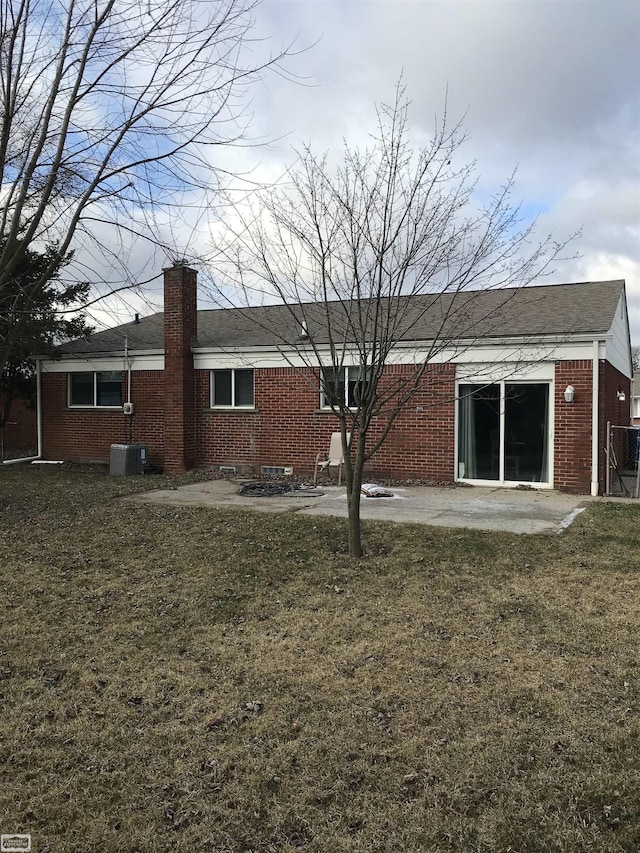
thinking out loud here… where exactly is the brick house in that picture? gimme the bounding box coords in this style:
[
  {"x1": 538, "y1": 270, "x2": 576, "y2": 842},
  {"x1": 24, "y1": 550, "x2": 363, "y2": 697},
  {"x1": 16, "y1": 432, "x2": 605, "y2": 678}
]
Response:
[{"x1": 36, "y1": 265, "x2": 632, "y2": 494}]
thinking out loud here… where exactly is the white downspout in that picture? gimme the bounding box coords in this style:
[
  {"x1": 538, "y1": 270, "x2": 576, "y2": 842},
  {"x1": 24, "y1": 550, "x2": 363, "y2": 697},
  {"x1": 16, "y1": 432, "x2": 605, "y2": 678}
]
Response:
[
  {"x1": 125, "y1": 336, "x2": 132, "y2": 403},
  {"x1": 591, "y1": 339, "x2": 600, "y2": 496},
  {"x1": 3, "y1": 359, "x2": 43, "y2": 465}
]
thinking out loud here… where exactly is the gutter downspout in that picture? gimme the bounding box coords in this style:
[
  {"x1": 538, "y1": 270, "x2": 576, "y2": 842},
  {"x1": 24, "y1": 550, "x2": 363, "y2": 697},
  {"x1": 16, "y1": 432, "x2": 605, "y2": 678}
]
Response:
[
  {"x1": 591, "y1": 340, "x2": 600, "y2": 496},
  {"x1": 3, "y1": 359, "x2": 43, "y2": 465},
  {"x1": 125, "y1": 336, "x2": 132, "y2": 404}
]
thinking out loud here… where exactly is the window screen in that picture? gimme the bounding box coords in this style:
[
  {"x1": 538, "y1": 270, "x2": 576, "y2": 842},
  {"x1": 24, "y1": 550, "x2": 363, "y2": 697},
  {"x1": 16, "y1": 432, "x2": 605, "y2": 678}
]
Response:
[
  {"x1": 212, "y1": 369, "x2": 254, "y2": 407},
  {"x1": 70, "y1": 373, "x2": 94, "y2": 406},
  {"x1": 213, "y1": 370, "x2": 232, "y2": 406},
  {"x1": 97, "y1": 372, "x2": 122, "y2": 406},
  {"x1": 234, "y1": 369, "x2": 254, "y2": 406}
]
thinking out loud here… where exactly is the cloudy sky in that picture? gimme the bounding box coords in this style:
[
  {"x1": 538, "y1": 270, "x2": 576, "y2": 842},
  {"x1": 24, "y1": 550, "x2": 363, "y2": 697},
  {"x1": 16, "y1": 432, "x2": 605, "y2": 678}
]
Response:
[{"x1": 92, "y1": 0, "x2": 640, "y2": 341}]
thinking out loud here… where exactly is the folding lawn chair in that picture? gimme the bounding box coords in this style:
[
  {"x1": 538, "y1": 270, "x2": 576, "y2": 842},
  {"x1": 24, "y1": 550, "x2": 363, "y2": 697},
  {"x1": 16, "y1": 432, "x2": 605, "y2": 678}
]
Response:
[{"x1": 314, "y1": 431, "x2": 349, "y2": 486}]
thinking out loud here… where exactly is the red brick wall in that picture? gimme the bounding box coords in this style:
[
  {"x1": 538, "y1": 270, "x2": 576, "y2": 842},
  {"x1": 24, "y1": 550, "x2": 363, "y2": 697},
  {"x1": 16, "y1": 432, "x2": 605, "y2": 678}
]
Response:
[
  {"x1": 41, "y1": 371, "x2": 164, "y2": 464},
  {"x1": 41, "y1": 356, "x2": 629, "y2": 494},
  {"x1": 194, "y1": 363, "x2": 456, "y2": 480},
  {"x1": 195, "y1": 367, "x2": 314, "y2": 471},
  {"x1": 554, "y1": 359, "x2": 632, "y2": 494},
  {"x1": 163, "y1": 265, "x2": 197, "y2": 473},
  {"x1": 599, "y1": 361, "x2": 632, "y2": 493},
  {"x1": 554, "y1": 360, "x2": 593, "y2": 492},
  {"x1": 360, "y1": 363, "x2": 455, "y2": 480}
]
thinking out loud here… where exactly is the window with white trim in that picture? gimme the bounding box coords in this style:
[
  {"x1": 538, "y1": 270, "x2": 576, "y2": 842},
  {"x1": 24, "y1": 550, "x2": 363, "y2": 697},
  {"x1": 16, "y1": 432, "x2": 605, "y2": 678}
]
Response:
[
  {"x1": 211, "y1": 368, "x2": 254, "y2": 408},
  {"x1": 69, "y1": 371, "x2": 122, "y2": 407},
  {"x1": 321, "y1": 366, "x2": 370, "y2": 408}
]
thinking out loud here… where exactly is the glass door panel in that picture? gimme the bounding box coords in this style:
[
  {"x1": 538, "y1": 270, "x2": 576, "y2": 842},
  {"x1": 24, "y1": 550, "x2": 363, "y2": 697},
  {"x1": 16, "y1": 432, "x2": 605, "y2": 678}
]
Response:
[
  {"x1": 458, "y1": 384, "x2": 500, "y2": 480},
  {"x1": 504, "y1": 383, "x2": 549, "y2": 483},
  {"x1": 458, "y1": 382, "x2": 550, "y2": 484}
]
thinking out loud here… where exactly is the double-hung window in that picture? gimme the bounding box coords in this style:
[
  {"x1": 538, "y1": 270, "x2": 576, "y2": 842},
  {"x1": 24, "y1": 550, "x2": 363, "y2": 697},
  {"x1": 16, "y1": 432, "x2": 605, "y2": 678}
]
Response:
[
  {"x1": 69, "y1": 371, "x2": 123, "y2": 407},
  {"x1": 321, "y1": 366, "x2": 370, "y2": 408},
  {"x1": 211, "y1": 368, "x2": 254, "y2": 408}
]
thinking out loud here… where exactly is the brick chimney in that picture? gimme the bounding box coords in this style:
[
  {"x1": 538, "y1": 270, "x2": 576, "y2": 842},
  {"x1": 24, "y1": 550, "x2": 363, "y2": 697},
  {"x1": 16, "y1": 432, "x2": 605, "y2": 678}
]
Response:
[{"x1": 163, "y1": 263, "x2": 197, "y2": 473}]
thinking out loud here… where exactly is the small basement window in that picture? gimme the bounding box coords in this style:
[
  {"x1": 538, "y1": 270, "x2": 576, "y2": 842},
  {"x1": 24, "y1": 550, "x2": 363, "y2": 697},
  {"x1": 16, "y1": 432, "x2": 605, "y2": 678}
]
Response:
[
  {"x1": 69, "y1": 371, "x2": 123, "y2": 407},
  {"x1": 211, "y1": 368, "x2": 254, "y2": 408}
]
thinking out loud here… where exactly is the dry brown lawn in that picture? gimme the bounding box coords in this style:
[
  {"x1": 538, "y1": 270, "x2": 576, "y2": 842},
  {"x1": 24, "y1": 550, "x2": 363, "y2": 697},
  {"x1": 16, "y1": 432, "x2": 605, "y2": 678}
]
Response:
[{"x1": 0, "y1": 464, "x2": 638, "y2": 852}]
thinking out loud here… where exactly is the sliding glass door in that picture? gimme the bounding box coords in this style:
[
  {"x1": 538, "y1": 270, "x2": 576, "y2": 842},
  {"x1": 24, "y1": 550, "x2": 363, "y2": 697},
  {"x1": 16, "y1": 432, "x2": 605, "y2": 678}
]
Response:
[
  {"x1": 458, "y1": 383, "x2": 550, "y2": 484},
  {"x1": 458, "y1": 384, "x2": 500, "y2": 480}
]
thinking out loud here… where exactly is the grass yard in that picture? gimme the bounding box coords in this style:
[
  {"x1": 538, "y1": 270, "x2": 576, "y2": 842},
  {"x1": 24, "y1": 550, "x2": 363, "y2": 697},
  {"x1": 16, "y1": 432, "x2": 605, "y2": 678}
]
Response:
[{"x1": 0, "y1": 465, "x2": 639, "y2": 853}]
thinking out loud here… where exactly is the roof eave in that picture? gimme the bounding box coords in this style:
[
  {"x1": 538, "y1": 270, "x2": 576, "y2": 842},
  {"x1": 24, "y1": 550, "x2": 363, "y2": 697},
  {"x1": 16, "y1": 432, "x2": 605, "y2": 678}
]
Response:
[
  {"x1": 39, "y1": 329, "x2": 614, "y2": 361},
  {"x1": 38, "y1": 347, "x2": 164, "y2": 362},
  {"x1": 191, "y1": 329, "x2": 614, "y2": 355}
]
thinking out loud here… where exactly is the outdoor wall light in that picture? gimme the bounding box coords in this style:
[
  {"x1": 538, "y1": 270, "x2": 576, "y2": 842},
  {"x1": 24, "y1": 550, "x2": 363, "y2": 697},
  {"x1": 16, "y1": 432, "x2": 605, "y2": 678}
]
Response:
[
  {"x1": 617, "y1": 386, "x2": 626, "y2": 402},
  {"x1": 564, "y1": 385, "x2": 575, "y2": 403}
]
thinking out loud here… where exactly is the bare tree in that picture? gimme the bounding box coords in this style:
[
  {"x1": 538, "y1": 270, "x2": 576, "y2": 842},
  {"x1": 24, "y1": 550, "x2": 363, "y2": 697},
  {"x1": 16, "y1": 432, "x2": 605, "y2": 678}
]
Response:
[
  {"x1": 209, "y1": 86, "x2": 572, "y2": 557},
  {"x1": 0, "y1": 0, "x2": 294, "y2": 376},
  {"x1": 631, "y1": 345, "x2": 640, "y2": 373}
]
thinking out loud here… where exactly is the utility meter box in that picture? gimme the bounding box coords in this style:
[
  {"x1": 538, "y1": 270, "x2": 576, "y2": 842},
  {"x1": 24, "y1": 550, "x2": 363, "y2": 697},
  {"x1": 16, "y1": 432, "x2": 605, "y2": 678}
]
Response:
[{"x1": 109, "y1": 443, "x2": 147, "y2": 476}]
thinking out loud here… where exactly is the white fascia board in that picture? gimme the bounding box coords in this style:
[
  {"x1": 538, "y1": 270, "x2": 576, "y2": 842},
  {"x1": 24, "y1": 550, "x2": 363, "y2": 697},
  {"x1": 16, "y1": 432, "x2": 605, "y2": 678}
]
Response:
[
  {"x1": 422, "y1": 339, "x2": 604, "y2": 365},
  {"x1": 41, "y1": 351, "x2": 164, "y2": 372},
  {"x1": 194, "y1": 346, "x2": 334, "y2": 370},
  {"x1": 456, "y1": 362, "x2": 555, "y2": 382},
  {"x1": 393, "y1": 333, "x2": 608, "y2": 363},
  {"x1": 193, "y1": 334, "x2": 605, "y2": 370}
]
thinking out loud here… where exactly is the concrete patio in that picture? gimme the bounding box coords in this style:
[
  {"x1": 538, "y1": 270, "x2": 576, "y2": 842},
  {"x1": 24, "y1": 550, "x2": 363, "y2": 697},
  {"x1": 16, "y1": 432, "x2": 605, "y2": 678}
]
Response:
[{"x1": 125, "y1": 478, "x2": 594, "y2": 534}]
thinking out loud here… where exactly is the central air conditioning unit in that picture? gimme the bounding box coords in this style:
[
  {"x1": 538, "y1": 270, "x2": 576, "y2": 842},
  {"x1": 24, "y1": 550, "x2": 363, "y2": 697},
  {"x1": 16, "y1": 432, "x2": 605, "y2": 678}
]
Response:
[
  {"x1": 109, "y1": 443, "x2": 147, "y2": 476},
  {"x1": 260, "y1": 465, "x2": 293, "y2": 476}
]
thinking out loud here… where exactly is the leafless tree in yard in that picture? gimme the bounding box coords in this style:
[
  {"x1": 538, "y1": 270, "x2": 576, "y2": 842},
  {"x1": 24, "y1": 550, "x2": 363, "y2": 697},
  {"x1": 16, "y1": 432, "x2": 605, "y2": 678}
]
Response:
[
  {"x1": 0, "y1": 0, "x2": 296, "y2": 376},
  {"x1": 208, "y1": 85, "x2": 574, "y2": 557}
]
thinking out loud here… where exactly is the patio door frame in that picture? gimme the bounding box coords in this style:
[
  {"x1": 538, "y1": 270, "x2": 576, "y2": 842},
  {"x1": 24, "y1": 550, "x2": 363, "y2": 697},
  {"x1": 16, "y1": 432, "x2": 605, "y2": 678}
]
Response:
[{"x1": 455, "y1": 377, "x2": 554, "y2": 488}]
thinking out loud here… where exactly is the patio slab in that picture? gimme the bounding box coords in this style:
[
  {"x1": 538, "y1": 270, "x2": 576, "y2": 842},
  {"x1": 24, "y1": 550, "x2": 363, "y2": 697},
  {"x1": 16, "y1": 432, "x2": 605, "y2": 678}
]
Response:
[{"x1": 125, "y1": 479, "x2": 593, "y2": 534}]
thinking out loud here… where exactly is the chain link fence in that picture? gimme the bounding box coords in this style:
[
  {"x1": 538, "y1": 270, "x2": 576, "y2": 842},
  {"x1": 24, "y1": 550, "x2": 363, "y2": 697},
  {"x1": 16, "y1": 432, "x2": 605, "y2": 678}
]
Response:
[{"x1": 605, "y1": 422, "x2": 640, "y2": 497}]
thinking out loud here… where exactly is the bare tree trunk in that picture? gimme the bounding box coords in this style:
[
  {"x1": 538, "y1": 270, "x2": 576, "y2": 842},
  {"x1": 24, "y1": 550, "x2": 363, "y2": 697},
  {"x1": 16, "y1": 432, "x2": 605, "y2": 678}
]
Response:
[
  {"x1": 344, "y1": 428, "x2": 366, "y2": 557},
  {"x1": 347, "y1": 469, "x2": 364, "y2": 557}
]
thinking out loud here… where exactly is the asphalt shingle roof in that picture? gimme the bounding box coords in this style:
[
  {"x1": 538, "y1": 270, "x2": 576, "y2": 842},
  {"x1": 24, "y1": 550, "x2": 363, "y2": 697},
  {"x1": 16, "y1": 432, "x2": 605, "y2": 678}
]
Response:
[{"x1": 57, "y1": 280, "x2": 625, "y2": 355}]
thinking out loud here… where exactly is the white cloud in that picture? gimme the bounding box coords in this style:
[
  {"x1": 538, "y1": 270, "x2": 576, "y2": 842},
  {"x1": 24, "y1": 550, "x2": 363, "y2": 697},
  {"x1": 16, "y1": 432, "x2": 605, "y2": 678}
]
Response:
[
  {"x1": 83, "y1": 0, "x2": 640, "y2": 343},
  {"x1": 244, "y1": 0, "x2": 640, "y2": 338}
]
